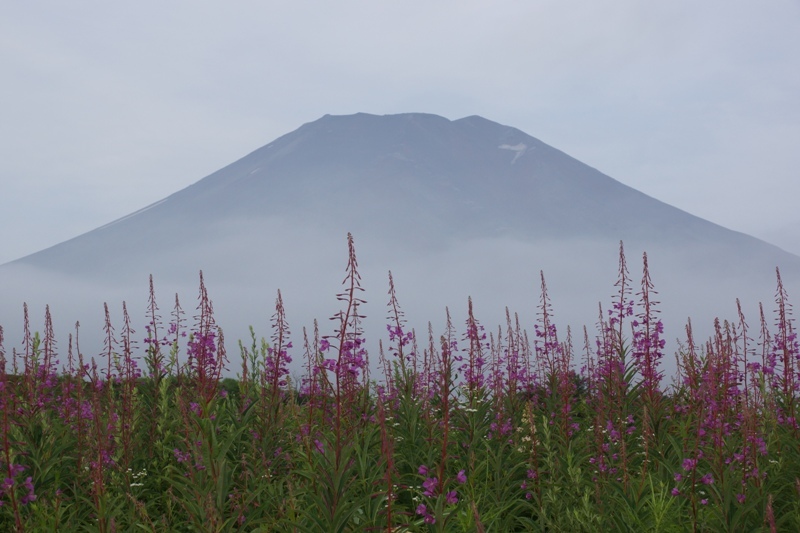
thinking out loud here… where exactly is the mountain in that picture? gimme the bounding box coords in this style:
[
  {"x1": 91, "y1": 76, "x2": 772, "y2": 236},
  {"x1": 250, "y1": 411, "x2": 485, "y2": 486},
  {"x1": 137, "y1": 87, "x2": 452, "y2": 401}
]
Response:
[{"x1": 2, "y1": 113, "x2": 798, "y2": 373}]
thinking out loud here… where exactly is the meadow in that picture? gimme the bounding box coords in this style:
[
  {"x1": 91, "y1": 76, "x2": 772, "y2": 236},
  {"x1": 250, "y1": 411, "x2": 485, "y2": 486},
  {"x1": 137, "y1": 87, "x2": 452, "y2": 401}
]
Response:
[{"x1": 1, "y1": 234, "x2": 799, "y2": 531}]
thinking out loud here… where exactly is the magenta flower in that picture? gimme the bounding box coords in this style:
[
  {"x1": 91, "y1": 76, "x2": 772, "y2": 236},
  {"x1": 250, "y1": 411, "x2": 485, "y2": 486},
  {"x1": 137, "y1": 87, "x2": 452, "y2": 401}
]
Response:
[
  {"x1": 418, "y1": 464, "x2": 428, "y2": 476},
  {"x1": 457, "y1": 469, "x2": 467, "y2": 483},
  {"x1": 446, "y1": 490, "x2": 458, "y2": 505},
  {"x1": 314, "y1": 439, "x2": 325, "y2": 454},
  {"x1": 422, "y1": 477, "x2": 438, "y2": 497},
  {"x1": 416, "y1": 503, "x2": 436, "y2": 524},
  {"x1": 173, "y1": 448, "x2": 191, "y2": 463},
  {"x1": 20, "y1": 477, "x2": 36, "y2": 505}
]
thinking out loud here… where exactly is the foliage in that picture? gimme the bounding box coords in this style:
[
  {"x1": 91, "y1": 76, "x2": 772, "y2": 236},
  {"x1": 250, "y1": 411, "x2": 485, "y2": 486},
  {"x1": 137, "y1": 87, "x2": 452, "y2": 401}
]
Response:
[{"x1": 1, "y1": 238, "x2": 799, "y2": 531}]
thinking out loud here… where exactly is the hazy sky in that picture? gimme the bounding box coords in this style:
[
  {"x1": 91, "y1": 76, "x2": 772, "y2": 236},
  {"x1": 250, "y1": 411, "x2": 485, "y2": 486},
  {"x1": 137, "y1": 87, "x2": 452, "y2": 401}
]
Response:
[{"x1": 2, "y1": 1, "x2": 799, "y2": 265}]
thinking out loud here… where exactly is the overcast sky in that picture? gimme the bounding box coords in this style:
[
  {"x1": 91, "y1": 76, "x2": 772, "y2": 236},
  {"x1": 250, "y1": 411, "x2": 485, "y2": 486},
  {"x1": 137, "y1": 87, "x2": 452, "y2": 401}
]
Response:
[{"x1": 1, "y1": 1, "x2": 799, "y2": 265}]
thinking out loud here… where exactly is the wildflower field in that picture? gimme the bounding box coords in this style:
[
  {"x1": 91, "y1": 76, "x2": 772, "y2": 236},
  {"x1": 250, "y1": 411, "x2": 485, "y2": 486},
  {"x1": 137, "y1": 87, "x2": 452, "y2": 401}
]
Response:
[{"x1": 2, "y1": 235, "x2": 799, "y2": 531}]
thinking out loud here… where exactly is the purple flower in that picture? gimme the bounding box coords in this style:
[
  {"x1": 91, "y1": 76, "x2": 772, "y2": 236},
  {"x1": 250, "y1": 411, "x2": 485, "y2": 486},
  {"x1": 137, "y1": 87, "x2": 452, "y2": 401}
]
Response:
[
  {"x1": 20, "y1": 477, "x2": 36, "y2": 505},
  {"x1": 173, "y1": 448, "x2": 191, "y2": 463},
  {"x1": 446, "y1": 490, "x2": 458, "y2": 505},
  {"x1": 457, "y1": 469, "x2": 467, "y2": 484},
  {"x1": 700, "y1": 499, "x2": 708, "y2": 506},
  {"x1": 682, "y1": 458, "x2": 697, "y2": 472},
  {"x1": 418, "y1": 464, "x2": 428, "y2": 476},
  {"x1": 736, "y1": 493, "x2": 746, "y2": 504},
  {"x1": 416, "y1": 503, "x2": 436, "y2": 524},
  {"x1": 314, "y1": 439, "x2": 325, "y2": 454},
  {"x1": 422, "y1": 477, "x2": 438, "y2": 497},
  {"x1": 671, "y1": 487, "x2": 680, "y2": 496},
  {"x1": 700, "y1": 473, "x2": 714, "y2": 485}
]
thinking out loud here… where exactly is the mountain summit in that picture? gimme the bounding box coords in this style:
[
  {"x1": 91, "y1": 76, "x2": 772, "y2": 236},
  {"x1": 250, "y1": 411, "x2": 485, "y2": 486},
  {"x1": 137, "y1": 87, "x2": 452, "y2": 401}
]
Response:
[{"x1": 2, "y1": 113, "x2": 798, "y2": 368}]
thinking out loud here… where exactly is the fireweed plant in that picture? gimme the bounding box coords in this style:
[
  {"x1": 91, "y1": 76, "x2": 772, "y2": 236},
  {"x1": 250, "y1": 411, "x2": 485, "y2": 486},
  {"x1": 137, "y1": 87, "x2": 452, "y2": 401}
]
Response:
[{"x1": 0, "y1": 236, "x2": 799, "y2": 531}]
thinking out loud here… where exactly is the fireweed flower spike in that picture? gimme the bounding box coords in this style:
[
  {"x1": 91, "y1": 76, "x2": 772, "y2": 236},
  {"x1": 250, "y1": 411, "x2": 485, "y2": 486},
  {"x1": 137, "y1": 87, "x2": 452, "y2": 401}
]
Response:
[
  {"x1": 1, "y1": 238, "x2": 799, "y2": 530},
  {"x1": 632, "y1": 252, "x2": 665, "y2": 404}
]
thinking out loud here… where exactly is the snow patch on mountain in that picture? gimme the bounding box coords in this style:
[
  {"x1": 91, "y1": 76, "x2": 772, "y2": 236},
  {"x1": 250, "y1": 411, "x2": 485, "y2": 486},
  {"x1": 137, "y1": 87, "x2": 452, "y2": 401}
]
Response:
[{"x1": 499, "y1": 142, "x2": 527, "y2": 164}]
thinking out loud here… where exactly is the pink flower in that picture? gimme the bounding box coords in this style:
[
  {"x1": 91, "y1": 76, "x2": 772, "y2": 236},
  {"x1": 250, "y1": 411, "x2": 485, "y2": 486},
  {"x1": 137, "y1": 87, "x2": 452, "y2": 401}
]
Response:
[
  {"x1": 422, "y1": 477, "x2": 438, "y2": 497},
  {"x1": 416, "y1": 504, "x2": 435, "y2": 524},
  {"x1": 20, "y1": 477, "x2": 36, "y2": 505},
  {"x1": 418, "y1": 464, "x2": 428, "y2": 476},
  {"x1": 173, "y1": 448, "x2": 191, "y2": 463}
]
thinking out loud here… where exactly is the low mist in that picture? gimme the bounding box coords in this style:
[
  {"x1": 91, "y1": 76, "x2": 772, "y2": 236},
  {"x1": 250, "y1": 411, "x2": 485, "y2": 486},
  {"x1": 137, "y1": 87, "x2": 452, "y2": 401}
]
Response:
[{"x1": 2, "y1": 227, "x2": 796, "y2": 385}]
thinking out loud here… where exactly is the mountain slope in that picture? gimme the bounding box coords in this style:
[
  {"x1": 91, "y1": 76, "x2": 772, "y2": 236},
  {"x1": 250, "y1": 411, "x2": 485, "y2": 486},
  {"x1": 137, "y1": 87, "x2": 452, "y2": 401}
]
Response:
[
  {"x1": 1, "y1": 113, "x2": 797, "y2": 371},
  {"x1": 12, "y1": 113, "x2": 793, "y2": 272}
]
